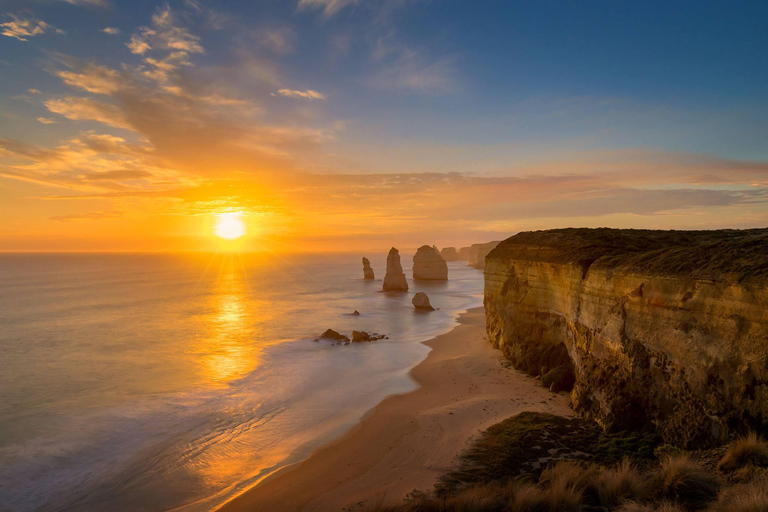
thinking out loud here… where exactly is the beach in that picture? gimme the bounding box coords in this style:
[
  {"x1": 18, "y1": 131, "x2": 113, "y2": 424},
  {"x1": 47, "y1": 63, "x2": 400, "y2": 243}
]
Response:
[{"x1": 219, "y1": 307, "x2": 572, "y2": 512}]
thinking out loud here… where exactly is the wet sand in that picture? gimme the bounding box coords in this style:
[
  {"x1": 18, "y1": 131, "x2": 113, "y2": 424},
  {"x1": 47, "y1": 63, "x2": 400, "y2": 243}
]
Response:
[{"x1": 218, "y1": 307, "x2": 572, "y2": 512}]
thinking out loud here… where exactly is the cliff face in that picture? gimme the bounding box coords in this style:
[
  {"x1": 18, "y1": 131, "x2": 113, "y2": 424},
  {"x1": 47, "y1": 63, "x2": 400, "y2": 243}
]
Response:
[{"x1": 484, "y1": 228, "x2": 768, "y2": 447}]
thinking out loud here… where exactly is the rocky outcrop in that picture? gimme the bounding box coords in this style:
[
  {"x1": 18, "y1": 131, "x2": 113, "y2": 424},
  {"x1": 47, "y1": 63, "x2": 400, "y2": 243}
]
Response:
[
  {"x1": 317, "y1": 329, "x2": 350, "y2": 343},
  {"x1": 468, "y1": 241, "x2": 501, "y2": 269},
  {"x1": 458, "y1": 247, "x2": 471, "y2": 261},
  {"x1": 362, "y1": 257, "x2": 375, "y2": 280},
  {"x1": 383, "y1": 247, "x2": 409, "y2": 292},
  {"x1": 412, "y1": 292, "x2": 435, "y2": 311},
  {"x1": 413, "y1": 245, "x2": 448, "y2": 280},
  {"x1": 440, "y1": 247, "x2": 459, "y2": 261},
  {"x1": 352, "y1": 331, "x2": 386, "y2": 342},
  {"x1": 484, "y1": 228, "x2": 768, "y2": 447}
]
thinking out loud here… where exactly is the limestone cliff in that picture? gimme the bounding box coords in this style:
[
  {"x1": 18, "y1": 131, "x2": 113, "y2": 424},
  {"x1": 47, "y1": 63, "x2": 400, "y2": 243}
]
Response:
[
  {"x1": 413, "y1": 245, "x2": 448, "y2": 280},
  {"x1": 383, "y1": 247, "x2": 409, "y2": 292},
  {"x1": 440, "y1": 247, "x2": 459, "y2": 262},
  {"x1": 484, "y1": 228, "x2": 768, "y2": 447},
  {"x1": 362, "y1": 257, "x2": 375, "y2": 280},
  {"x1": 468, "y1": 241, "x2": 501, "y2": 269}
]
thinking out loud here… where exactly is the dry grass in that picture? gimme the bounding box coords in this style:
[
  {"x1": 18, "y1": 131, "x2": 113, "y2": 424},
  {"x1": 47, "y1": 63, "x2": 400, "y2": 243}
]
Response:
[
  {"x1": 597, "y1": 459, "x2": 652, "y2": 507},
  {"x1": 619, "y1": 502, "x2": 686, "y2": 512},
  {"x1": 508, "y1": 482, "x2": 581, "y2": 512},
  {"x1": 717, "y1": 433, "x2": 768, "y2": 474},
  {"x1": 653, "y1": 455, "x2": 720, "y2": 510},
  {"x1": 710, "y1": 476, "x2": 768, "y2": 512}
]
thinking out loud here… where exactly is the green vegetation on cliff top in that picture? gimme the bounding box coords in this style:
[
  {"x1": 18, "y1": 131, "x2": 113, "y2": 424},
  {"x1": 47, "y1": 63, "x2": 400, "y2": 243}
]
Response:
[{"x1": 487, "y1": 227, "x2": 768, "y2": 281}]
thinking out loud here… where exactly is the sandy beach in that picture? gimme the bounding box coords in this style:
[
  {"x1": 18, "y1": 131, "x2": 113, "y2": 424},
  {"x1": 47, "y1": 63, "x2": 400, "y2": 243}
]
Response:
[{"x1": 219, "y1": 307, "x2": 572, "y2": 512}]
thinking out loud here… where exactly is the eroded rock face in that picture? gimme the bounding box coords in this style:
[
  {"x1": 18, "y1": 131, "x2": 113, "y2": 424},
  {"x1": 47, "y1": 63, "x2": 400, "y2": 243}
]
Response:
[
  {"x1": 440, "y1": 247, "x2": 459, "y2": 262},
  {"x1": 362, "y1": 257, "x2": 375, "y2": 280},
  {"x1": 484, "y1": 228, "x2": 768, "y2": 447},
  {"x1": 413, "y1": 245, "x2": 448, "y2": 280},
  {"x1": 468, "y1": 241, "x2": 501, "y2": 269},
  {"x1": 412, "y1": 292, "x2": 434, "y2": 311},
  {"x1": 382, "y1": 247, "x2": 408, "y2": 292},
  {"x1": 458, "y1": 247, "x2": 471, "y2": 261}
]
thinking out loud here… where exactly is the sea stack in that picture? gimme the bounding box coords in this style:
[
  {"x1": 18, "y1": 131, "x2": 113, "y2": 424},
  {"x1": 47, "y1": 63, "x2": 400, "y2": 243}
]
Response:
[
  {"x1": 440, "y1": 247, "x2": 459, "y2": 261},
  {"x1": 467, "y1": 241, "x2": 501, "y2": 269},
  {"x1": 362, "y1": 257, "x2": 375, "y2": 279},
  {"x1": 382, "y1": 247, "x2": 409, "y2": 292},
  {"x1": 412, "y1": 245, "x2": 448, "y2": 280},
  {"x1": 458, "y1": 247, "x2": 471, "y2": 260},
  {"x1": 412, "y1": 292, "x2": 434, "y2": 311}
]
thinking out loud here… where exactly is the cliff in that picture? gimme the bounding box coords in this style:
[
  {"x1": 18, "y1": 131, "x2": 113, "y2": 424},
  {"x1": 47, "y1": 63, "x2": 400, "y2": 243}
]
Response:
[
  {"x1": 484, "y1": 227, "x2": 768, "y2": 447},
  {"x1": 468, "y1": 241, "x2": 501, "y2": 269},
  {"x1": 413, "y1": 245, "x2": 448, "y2": 280}
]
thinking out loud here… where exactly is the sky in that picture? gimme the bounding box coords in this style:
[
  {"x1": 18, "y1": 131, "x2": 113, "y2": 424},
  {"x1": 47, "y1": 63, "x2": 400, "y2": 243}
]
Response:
[{"x1": 1, "y1": 0, "x2": 768, "y2": 252}]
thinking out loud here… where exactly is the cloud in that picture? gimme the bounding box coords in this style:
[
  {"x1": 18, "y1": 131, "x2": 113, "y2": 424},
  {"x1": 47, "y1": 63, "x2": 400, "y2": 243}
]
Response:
[
  {"x1": 56, "y1": 63, "x2": 122, "y2": 94},
  {"x1": 49, "y1": 211, "x2": 124, "y2": 222},
  {"x1": 274, "y1": 89, "x2": 327, "y2": 100},
  {"x1": 297, "y1": 0, "x2": 358, "y2": 18},
  {"x1": 37, "y1": 117, "x2": 56, "y2": 124},
  {"x1": 59, "y1": 0, "x2": 109, "y2": 7},
  {"x1": 28, "y1": 88, "x2": 41, "y2": 94},
  {"x1": 45, "y1": 97, "x2": 131, "y2": 129},
  {"x1": 101, "y1": 27, "x2": 120, "y2": 35},
  {"x1": 368, "y1": 38, "x2": 455, "y2": 93},
  {"x1": 1, "y1": 13, "x2": 62, "y2": 41},
  {"x1": 127, "y1": 5, "x2": 203, "y2": 56},
  {"x1": 255, "y1": 27, "x2": 296, "y2": 55}
]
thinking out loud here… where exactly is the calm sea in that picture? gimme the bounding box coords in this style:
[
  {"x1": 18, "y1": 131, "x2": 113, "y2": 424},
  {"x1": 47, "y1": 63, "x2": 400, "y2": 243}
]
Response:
[{"x1": 0, "y1": 252, "x2": 483, "y2": 511}]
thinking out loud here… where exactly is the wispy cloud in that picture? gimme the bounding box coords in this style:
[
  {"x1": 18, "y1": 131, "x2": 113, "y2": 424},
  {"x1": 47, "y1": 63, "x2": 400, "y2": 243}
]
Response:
[
  {"x1": 368, "y1": 38, "x2": 456, "y2": 93},
  {"x1": 101, "y1": 27, "x2": 120, "y2": 35},
  {"x1": 127, "y1": 5, "x2": 203, "y2": 56},
  {"x1": 59, "y1": 0, "x2": 109, "y2": 7},
  {"x1": 49, "y1": 211, "x2": 124, "y2": 222},
  {"x1": 37, "y1": 117, "x2": 56, "y2": 124},
  {"x1": 1, "y1": 13, "x2": 63, "y2": 41},
  {"x1": 297, "y1": 0, "x2": 358, "y2": 18},
  {"x1": 274, "y1": 88, "x2": 327, "y2": 100}
]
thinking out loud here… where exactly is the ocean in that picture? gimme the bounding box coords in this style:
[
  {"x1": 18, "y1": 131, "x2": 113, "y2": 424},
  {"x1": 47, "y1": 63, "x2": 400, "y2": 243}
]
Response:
[{"x1": 0, "y1": 252, "x2": 483, "y2": 511}]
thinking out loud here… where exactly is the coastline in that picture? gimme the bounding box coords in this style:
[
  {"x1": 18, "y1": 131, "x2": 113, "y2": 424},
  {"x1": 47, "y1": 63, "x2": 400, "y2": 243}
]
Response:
[{"x1": 218, "y1": 306, "x2": 573, "y2": 512}]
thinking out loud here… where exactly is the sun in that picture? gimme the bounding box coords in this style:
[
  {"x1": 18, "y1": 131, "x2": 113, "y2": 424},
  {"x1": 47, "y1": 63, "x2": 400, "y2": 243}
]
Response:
[{"x1": 214, "y1": 212, "x2": 246, "y2": 240}]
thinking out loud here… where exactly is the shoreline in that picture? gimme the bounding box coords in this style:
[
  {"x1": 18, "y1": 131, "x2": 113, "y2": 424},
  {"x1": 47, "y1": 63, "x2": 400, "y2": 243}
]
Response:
[{"x1": 218, "y1": 306, "x2": 572, "y2": 512}]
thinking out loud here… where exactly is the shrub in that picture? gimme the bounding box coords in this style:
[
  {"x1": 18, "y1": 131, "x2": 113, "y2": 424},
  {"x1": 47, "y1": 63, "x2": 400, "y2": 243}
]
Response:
[
  {"x1": 449, "y1": 483, "x2": 509, "y2": 512},
  {"x1": 717, "y1": 433, "x2": 768, "y2": 473},
  {"x1": 509, "y1": 482, "x2": 581, "y2": 512},
  {"x1": 618, "y1": 502, "x2": 686, "y2": 512},
  {"x1": 597, "y1": 459, "x2": 652, "y2": 507},
  {"x1": 654, "y1": 444, "x2": 686, "y2": 460},
  {"x1": 709, "y1": 475, "x2": 768, "y2": 512},
  {"x1": 653, "y1": 455, "x2": 720, "y2": 510}
]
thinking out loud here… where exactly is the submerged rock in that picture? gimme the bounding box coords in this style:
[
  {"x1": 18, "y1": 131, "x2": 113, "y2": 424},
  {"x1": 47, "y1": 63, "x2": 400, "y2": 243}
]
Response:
[
  {"x1": 440, "y1": 247, "x2": 459, "y2": 262},
  {"x1": 318, "y1": 329, "x2": 350, "y2": 342},
  {"x1": 413, "y1": 245, "x2": 448, "y2": 280},
  {"x1": 362, "y1": 257, "x2": 375, "y2": 280},
  {"x1": 352, "y1": 330, "x2": 386, "y2": 342},
  {"x1": 382, "y1": 247, "x2": 409, "y2": 292},
  {"x1": 412, "y1": 292, "x2": 435, "y2": 311}
]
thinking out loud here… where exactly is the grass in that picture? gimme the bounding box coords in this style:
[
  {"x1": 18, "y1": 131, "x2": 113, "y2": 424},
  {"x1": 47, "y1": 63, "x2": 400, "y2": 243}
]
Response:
[
  {"x1": 653, "y1": 455, "x2": 721, "y2": 510},
  {"x1": 717, "y1": 433, "x2": 768, "y2": 474},
  {"x1": 597, "y1": 459, "x2": 652, "y2": 508}
]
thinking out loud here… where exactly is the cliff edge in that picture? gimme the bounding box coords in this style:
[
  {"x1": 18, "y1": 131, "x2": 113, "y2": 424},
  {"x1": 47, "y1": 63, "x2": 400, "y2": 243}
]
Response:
[{"x1": 484, "y1": 227, "x2": 768, "y2": 447}]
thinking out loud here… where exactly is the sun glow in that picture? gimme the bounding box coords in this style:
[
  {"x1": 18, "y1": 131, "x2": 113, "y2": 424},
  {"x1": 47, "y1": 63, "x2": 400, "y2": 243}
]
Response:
[{"x1": 214, "y1": 213, "x2": 246, "y2": 240}]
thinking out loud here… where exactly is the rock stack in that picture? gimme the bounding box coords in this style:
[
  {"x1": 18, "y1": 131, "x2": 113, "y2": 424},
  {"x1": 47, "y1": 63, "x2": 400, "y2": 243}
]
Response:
[
  {"x1": 458, "y1": 247, "x2": 471, "y2": 260},
  {"x1": 412, "y1": 292, "x2": 435, "y2": 311},
  {"x1": 382, "y1": 247, "x2": 409, "y2": 292},
  {"x1": 468, "y1": 241, "x2": 501, "y2": 269},
  {"x1": 440, "y1": 247, "x2": 459, "y2": 261},
  {"x1": 413, "y1": 245, "x2": 448, "y2": 280},
  {"x1": 362, "y1": 257, "x2": 375, "y2": 279}
]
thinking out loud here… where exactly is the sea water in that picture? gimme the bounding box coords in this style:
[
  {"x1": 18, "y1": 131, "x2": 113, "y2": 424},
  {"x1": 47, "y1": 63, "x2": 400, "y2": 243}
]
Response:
[{"x1": 0, "y1": 252, "x2": 483, "y2": 511}]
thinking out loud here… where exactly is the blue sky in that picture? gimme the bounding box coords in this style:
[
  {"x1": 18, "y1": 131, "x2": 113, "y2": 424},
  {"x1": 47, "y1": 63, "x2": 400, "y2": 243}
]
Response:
[{"x1": 1, "y1": 0, "x2": 768, "y2": 251}]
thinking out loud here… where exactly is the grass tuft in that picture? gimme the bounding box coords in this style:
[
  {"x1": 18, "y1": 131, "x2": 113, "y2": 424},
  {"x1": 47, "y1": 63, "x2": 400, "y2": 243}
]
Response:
[
  {"x1": 653, "y1": 455, "x2": 720, "y2": 510},
  {"x1": 717, "y1": 433, "x2": 768, "y2": 474}
]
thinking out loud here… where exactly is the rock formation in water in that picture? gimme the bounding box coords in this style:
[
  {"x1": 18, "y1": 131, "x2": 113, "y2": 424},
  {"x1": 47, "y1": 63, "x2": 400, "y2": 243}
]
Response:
[
  {"x1": 413, "y1": 245, "x2": 448, "y2": 280},
  {"x1": 352, "y1": 330, "x2": 386, "y2": 342},
  {"x1": 362, "y1": 257, "x2": 375, "y2": 280},
  {"x1": 382, "y1": 247, "x2": 409, "y2": 292},
  {"x1": 458, "y1": 247, "x2": 471, "y2": 261},
  {"x1": 412, "y1": 292, "x2": 435, "y2": 311},
  {"x1": 440, "y1": 247, "x2": 459, "y2": 262},
  {"x1": 318, "y1": 329, "x2": 350, "y2": 343},
  {"x1": 484, "y1": 228, "x2": 768, "y2": 447},
  {"x1": 468, "y1": 241, "x2": 501, "y2": 269}
]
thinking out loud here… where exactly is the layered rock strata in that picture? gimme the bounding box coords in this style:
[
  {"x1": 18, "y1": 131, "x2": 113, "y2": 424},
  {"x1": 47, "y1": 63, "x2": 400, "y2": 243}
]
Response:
[
  {"x1": 383, "y1": 247, "x2": 409, "y2": 292},
  {"x1": 413, "y1": 245, "x2": 448, "y2": 280},
  {"x1": 484, "y1": 228, "x2": 768, "y2": 447}
]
